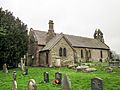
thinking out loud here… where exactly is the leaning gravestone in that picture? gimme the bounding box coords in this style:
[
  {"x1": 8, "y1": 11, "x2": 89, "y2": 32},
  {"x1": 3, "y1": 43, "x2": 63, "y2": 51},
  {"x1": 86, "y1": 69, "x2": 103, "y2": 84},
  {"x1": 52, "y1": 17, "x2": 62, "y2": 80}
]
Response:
[
  {"x1": 44, "y1": 72, "x2": 49, "y2": 83},
  {"x1": 91, "y1": 77, "x2": 103, "y2": 90},
  {"x1": 55, "y1": 72, "x2": 62, "y2": 84},
  {"x1": 28, "y1": 79, "x2": 36, "y2": 90},
  {"x1": 3, "y1": 63, "x2": 8, "y2": 73},
  {"x1": 62, "y1": 74, "x2": 71, "y2": 90},
  {"x1": 12, "y1": 71, "x2": 17, "y2": 90}
]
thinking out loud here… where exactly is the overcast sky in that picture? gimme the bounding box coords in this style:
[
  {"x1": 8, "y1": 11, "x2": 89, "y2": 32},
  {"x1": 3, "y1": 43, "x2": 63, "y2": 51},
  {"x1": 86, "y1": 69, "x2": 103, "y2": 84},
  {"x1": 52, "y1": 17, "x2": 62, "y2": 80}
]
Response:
[{"x1": 1, "y1": 0, "x2": 120, "y2": 54}]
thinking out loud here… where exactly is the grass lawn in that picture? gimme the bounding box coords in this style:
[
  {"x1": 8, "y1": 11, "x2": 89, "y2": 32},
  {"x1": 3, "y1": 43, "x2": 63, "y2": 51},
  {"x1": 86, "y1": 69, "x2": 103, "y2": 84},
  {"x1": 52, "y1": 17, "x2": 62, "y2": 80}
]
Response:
[{"x1": 0, "y1": 63, "x2": 120, "y2": 90}]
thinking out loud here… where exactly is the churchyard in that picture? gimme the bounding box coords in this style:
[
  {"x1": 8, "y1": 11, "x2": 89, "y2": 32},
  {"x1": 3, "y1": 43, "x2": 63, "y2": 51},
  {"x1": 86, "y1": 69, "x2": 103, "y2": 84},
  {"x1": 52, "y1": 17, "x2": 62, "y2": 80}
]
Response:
[{"x1": 0, "y1": 62, "x2": 120, "y2": 90}]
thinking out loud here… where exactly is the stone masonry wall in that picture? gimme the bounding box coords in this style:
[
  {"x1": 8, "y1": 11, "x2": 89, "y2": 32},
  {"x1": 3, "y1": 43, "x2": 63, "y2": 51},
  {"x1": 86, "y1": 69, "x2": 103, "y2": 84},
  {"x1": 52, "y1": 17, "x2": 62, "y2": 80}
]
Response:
[
  {"x1": 74, "y1": 47, "x2": 109, "y2": 62},
  {"x1": 49, "y1": 38, "x2": 74, "y2": 67}
]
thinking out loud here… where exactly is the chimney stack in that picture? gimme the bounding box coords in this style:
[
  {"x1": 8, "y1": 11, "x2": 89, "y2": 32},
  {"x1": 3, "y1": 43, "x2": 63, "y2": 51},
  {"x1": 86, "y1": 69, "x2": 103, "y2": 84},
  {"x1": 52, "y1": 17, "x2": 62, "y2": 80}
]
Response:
[
  {"x1": 46, "y1": 20, "x2": 56, "y2": 43},
  {"x1": 48, "y1": 20, "x2": 54, "y2": 31}
]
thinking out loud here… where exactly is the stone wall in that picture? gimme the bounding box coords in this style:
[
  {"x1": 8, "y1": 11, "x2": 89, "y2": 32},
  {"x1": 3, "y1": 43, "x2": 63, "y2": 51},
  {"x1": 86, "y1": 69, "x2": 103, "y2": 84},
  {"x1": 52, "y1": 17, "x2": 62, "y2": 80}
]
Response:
[
  {"x1": 49, "y1": 37, "x2": 74, "y2": 67},
  {"x1": 74, "y1": 48, "x2": 86, "y2": 62},
  {"x1": 34, "y1": 45, "x2": 44, "y2": 66},
  {"x1": 40, "y1": 51, "x2": 47, "y2": 66},
  {"x1": 28, "y1": 30, "x2": 45, "y2": 66},
  {"x1": 74, "y1": 47, "x2": 109, "y2": 62},
  {"x1": 27, "y1": 31, "x2": 37, "y2": 66},
  {"x1": 91, "y1": 49, "x2": 109, "y2": 62}
]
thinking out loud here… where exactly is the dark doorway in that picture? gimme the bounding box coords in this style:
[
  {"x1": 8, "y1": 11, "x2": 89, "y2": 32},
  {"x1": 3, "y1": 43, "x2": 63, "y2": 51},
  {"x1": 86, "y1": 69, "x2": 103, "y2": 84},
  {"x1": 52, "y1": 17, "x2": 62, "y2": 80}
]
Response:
[{"x1": 46, "y1": 52, "x2": 49, "y2": 66}]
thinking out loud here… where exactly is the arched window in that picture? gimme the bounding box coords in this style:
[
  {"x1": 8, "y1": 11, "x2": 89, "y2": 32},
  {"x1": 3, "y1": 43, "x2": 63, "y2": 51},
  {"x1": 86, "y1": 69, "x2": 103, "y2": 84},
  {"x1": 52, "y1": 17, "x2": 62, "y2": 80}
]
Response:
[
  {"x1": 89, "y1": 50, "x2": 91, "y2": 58},
  {"x1": 59, "y1": 47, "x2": 62, "y2": 57},
  {"x1": 63, "y1": 48, "x2": 66, "y2": 57},
  {"x1": 100, "y1": 50, "x2": 103, "y2": 58},
  {"x1": 81, "y1": 50, "x2": 84, "y2": 58}
]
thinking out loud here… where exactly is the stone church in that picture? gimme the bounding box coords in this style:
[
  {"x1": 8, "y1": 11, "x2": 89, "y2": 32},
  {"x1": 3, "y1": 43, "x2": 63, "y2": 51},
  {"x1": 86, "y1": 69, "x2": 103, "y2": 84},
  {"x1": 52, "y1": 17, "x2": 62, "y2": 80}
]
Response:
[{"x1": 27, "y1": 20, "x2": 110, "y2": 67}]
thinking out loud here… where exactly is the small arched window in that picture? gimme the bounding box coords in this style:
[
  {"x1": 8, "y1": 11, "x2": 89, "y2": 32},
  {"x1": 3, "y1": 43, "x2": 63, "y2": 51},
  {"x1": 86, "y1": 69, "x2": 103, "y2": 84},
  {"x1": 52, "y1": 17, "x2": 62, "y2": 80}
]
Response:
[
  {"x1": 59, "y1": 47, "x2": 62, "y2": 57},
  {"x1": 89, "y1": 50, "x2": 91, "y2": 58},
  {"x1": 81, "y1": 50, "x2": 84, "y2": 58},
  {"x1": 100, "y1": 50, "x2": 103, "y2": 58},
  {"x1": 63, "y1": 48, "x2": 66, "y2": 57}
]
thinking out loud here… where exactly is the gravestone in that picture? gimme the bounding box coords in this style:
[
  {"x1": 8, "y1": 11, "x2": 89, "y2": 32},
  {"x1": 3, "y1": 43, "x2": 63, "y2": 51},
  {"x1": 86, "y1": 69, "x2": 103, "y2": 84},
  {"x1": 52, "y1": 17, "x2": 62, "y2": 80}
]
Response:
[
  {"x1": 12, "y1": 80, "x2": 17, "y2": 90},
  {"x1": 44, "y1": 72, "x2": 49, "y2": 83},
  {"x1": 18, "y1": 63, "x2": 21, "y2": 68},
  {"x1": 21, "y1": 58, "x2": 25, "y2": 71},
  {"x1": 62, "y1": 74, "x2": 71, "y2": 90},
  {"x1": 109, "y1": 61, "x2": 120, "y2": 67},
  {"x1": 12, "y1": 71, "x2": 17, "y2": 90},
  {"x1": 55, "y1": 72, "x2": 62, "y2": 84},
  {"x1": 3, "y1": 63, "x2": 8, "y2": 73},
  {"x1": 28, "y1": 79, "x2": 36, "y2": 90},
  {"x1": 13, "y1": 71, "x2": 16, "y2": 80},
  {"x1": 105, "y1": 67, "x2": 113, "y2": 73},
  {"x1": 91, "y1": 77, "x2": 103, "y2": 90},
  {"x1": 76, "y1": 65, "x2": 89, "y2": 72},
  {"x1": 24, "y1": 66, "x2": 28, "y2": 75},
  {"x1": 85, "y1": 68, "x2": 97, "y2": 72}
]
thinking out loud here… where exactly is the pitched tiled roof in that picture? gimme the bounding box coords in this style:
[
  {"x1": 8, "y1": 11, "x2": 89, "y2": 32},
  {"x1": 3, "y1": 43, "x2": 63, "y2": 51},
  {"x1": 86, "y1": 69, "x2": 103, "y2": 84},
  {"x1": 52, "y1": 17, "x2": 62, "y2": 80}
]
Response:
[
  {"x1": 41, "y1": 33, "x2": 74, "y2": 51},
  {"x1": 41, "y1": 33, "x2": 64, "y2": 51},
  {"x1": 65, "y1": 34, "x2": 109, "y2": 49},
  {"x1": 31, "y1": 30, "x2": 109, "y2": 50},
  {"x1": 32, "y1": 30, "x2": 47, "y2": 45}
]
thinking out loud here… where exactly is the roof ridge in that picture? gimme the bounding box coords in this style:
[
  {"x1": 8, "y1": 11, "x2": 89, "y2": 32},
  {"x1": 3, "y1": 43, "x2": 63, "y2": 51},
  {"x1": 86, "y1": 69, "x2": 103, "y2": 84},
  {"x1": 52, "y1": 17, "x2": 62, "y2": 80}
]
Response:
[
  {"x1": 65, "y1": 34, "x2": 94, "y2": 40},
  {"x1": 32, "y1": 30, "x2": 93, "y2": 40},
  {"x1": 33, "y1": 29, "x2": 47, "y2": 33},
  {"x1": 31, "y1": 30, "x2": 109, "y2": 49}
]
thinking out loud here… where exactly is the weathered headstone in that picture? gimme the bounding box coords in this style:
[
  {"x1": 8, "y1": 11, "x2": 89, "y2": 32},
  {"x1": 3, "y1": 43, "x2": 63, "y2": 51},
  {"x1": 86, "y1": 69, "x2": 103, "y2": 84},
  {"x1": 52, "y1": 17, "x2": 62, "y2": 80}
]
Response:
[
  {"x1": 109, "y1": 61, "x2": 120, "y2": 67},
  {"x1": 3, "y1": 63, "x2": 8, "y2": 73},
  {"x1": 105, "y1": 67, "x2": 113, "y2": 73},
  {"x1": 91, "y1": 77, "x2": 103, "y2": 90},
  {"x1": 21, "y1": 58, "x2": 25, "y2": 71},
  {"x1": 13, "y1": 71, "x2": 16, "y2": 80},
  {"x1": 24, "y1": 66, "x2": 28, "y2": 75},
  {"x1": 18, "y1": 63, "x2": 21, "y2": 68},
  {"x1": 55, "y1": 72, "x2": 62, "y2": 84},
  {"x1": 85, "y1": 68, "x2": 97, "y2": 72},
  {"x1": 44, "y1": 72, "x2": 49, "y2": 83},
  {"x1": 12, "y1": 80, "x2": 17, "y2": 90},
  {"x1": 28, "y1": 79, "x2": 36, "y2": 90},
  {"x1": 62, "y1": 74, "x2": 71, "y2": 90},
  {"x1": 12, "y1": 71, "x2": 17, "y2": 90},
  {"x1": 23, "y1": 55, "x2": 27, "y2": 66},
  {"x1": 76, "y1": 65, "x2": 89, "y2": 72}
]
